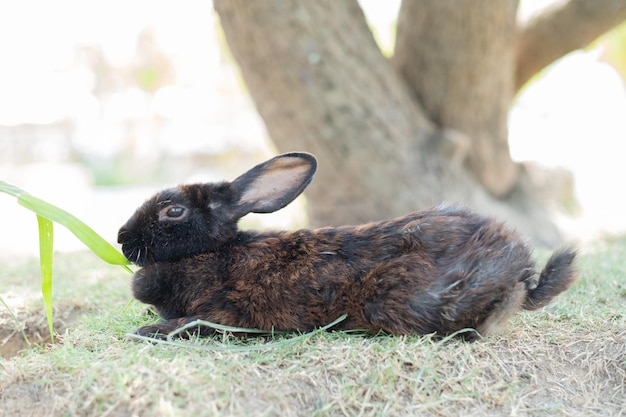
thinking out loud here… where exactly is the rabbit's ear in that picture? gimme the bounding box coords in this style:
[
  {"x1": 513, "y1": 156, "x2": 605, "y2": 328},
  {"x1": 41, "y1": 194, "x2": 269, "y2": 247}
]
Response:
[{"x1": 229, "y1": 152, "x2": 317, "y2": 216}]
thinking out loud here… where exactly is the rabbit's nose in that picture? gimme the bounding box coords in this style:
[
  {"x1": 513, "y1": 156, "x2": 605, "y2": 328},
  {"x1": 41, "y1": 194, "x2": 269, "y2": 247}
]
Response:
[{"x1": 118, "y1": 226, "x2": 132, "y2": 244}]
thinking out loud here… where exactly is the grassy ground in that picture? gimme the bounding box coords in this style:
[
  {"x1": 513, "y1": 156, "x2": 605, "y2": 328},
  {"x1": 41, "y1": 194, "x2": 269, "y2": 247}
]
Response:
[{"x1": 0, "y1": 237, "x2": 625, "y2": 417}]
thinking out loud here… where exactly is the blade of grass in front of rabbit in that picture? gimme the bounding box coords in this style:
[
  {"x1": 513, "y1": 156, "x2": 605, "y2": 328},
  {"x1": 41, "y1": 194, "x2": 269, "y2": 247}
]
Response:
[
  {"x1": 1, "y1": 180, "x2": 132, "y2": 341},
  {"x1": 36, "y1": 214, "x2": 55, "y2": 343},
  {"x1": 0, "y1": 180, "x2": 26, "y2": 197},
  {"x1": 1, "y1": 180, "x2": 131, "y2": 271},
  {"x1": 17, "y1": 194, "x2": 132, "y2": 271}
]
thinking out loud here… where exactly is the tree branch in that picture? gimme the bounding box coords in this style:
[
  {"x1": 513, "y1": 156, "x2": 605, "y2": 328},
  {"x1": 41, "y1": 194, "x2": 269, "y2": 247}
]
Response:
[{"x1": 516, "y1": 0, "x2": 626, "y2": 91}]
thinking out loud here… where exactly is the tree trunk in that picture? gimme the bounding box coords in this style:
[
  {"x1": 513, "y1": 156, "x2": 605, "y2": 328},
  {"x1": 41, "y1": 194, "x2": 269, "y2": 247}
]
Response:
[
  {"x1": 214, "y1": 0, "x2": 625, "y2": 245},
  {"x1": 394, "y1": 0, "x2": 520, "y2": 197},
  {"x1": 214, "y1": 0, "x2": 441, "y2": 226}
]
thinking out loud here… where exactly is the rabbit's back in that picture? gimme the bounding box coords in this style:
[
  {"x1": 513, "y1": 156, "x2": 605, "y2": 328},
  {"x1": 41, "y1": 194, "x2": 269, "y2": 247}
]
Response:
[{"x1": 221, "y1": 205, "x2": 534, "y2": 335}]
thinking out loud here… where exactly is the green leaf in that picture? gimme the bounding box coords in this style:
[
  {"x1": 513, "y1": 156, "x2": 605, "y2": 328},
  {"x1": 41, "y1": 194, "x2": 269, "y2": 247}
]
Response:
[
  {"x1": 1, "y1": 180, "x2": 130, "y2": 269},
  {"x1": 36, "y1": 214, "x2": 55, "y2": 342},
  {"x1": 16, "y1": 194, "x2": 131, "y2": 268},
  {"x1": 0, "y1": 181, "x2": 27, "y2": 198},
  {"x1": 1, "y1": 180, "x2": 134, "y2": 341}
]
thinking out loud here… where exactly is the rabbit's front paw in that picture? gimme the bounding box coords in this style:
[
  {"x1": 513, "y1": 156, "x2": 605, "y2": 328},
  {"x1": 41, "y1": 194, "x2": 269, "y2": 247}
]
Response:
[{"x1": 135, "y1": 324, "x2": 171, "y2": 340}]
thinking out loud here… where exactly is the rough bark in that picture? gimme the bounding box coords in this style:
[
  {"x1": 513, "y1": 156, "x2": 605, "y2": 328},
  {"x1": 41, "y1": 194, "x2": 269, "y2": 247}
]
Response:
[
  {"x1": 214, "y1": 0, "x2": 440, "y2": 226},
  {"x1": 394, "y1": 0, "x2": 520, "y2": 198},
  {"x1": 214, "y1": 0, "x2": 596, "y2": 244},
  {"x1": 516, "y1": 0, "x2": 626, "y2": 91}
]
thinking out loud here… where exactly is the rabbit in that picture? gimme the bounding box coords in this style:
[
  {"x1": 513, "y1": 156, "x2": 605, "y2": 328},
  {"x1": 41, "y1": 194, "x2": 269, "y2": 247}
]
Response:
[{"x1": 118, "y1": 152, "x2": 577, "y2": 340}]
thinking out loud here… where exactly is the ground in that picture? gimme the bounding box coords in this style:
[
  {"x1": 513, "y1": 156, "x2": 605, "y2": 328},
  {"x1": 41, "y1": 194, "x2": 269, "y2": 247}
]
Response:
[{"x1": 0, "y1": 237, "x2": 625, "y2": 417}]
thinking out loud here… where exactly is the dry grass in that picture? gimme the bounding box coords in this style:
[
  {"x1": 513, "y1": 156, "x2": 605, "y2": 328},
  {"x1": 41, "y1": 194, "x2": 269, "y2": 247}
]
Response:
[{"x1": 1, "y1": 237, "x2": 625, "y2": 417}]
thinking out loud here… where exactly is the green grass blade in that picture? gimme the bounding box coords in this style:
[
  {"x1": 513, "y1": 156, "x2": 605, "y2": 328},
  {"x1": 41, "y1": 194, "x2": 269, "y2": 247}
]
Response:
[
  {"x1": 36, "y1": 214, "x2": 55, "y2": 343},
  {"x1": 0, "y1": 180, "x2": 27, "y2": 197},
  {"x1": 17, "y1": 194, "x2": 130, "y2": 267},
  {"x1": 1, "y1": 181, "x2": 131, "y2": 269},
  {"x1": 2, "y1": 180, "x2": 134, "y2": 343}
]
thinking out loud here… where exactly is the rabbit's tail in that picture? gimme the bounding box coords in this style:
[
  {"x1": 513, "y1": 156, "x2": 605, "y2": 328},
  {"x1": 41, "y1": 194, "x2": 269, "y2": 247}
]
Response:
[{"x1": 523, "y1": 247, "x2": 577, "y2": 310}]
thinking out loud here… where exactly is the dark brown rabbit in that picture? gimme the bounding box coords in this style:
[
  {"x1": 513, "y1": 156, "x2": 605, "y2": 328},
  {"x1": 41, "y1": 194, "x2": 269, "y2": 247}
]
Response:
[{"x1": 118, "y1": 152, "x2": 577, "y2": 340}]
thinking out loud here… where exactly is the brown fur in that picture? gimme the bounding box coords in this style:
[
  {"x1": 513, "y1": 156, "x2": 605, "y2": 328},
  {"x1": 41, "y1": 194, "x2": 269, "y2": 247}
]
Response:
[{"x1": 118, "y1": 152, "x2": 577, "y2": 340}]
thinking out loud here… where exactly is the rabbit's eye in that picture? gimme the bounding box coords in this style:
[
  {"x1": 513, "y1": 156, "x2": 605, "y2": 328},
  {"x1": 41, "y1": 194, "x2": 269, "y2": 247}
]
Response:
[
  {"x1": 166, "y1": 207, "x2": 185, "y2": 218},
  {"x1": 159, "y1": 205, "x2": 187, "y2": 221}
]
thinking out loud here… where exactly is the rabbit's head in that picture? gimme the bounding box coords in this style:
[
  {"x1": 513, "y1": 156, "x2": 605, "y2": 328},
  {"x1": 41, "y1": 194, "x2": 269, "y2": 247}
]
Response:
[{"x1": 118, "y1": 152, "x2": 317, "y2": 266}]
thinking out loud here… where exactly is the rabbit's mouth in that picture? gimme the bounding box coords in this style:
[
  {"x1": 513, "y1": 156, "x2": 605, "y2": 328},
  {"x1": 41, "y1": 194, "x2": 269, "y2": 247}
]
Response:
[
  {"x1": 123, "y1": 244, "x2": 151, "y2": 266},
  {"x1": 118, "y1": 229, "x2": 151, "y2": 266}
]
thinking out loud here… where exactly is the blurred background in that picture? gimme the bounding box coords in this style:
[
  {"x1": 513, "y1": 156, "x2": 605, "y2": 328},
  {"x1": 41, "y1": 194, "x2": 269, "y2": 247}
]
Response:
[{"x1": 1, "y1": 0, "x2": 625, "y2": 258}]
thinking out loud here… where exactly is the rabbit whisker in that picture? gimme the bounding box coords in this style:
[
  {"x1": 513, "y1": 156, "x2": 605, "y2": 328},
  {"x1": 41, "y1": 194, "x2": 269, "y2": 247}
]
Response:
[{"x1": 442, "y1": 279, "x2": 463, "y2": 293}]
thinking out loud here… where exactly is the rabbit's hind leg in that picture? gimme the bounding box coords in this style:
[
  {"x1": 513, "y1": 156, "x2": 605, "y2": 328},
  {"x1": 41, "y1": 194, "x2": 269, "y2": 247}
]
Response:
[{"x1": 475, "y1": 281, "x2": 526, "y2": 337}]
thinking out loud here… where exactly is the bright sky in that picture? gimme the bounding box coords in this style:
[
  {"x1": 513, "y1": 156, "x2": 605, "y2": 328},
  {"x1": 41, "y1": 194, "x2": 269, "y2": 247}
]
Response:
[{"x1": 0, "y1": 0, "x2": 223, "y2": 131}]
